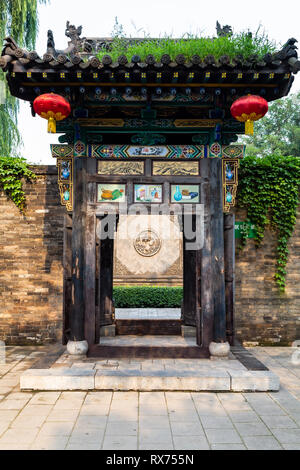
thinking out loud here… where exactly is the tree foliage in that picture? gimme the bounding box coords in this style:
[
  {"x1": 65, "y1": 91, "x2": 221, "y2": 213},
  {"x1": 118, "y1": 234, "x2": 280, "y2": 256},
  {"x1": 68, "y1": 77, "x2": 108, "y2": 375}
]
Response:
[
  {"x1": 0, "y1": 0, "x2": 46, "y2": 156},
  {"x1": 243, "y1": 92, "x2": 300, "y2": 158},
  {"x1": 0, "y1": 1, "x2": 46, "y2": 210}
]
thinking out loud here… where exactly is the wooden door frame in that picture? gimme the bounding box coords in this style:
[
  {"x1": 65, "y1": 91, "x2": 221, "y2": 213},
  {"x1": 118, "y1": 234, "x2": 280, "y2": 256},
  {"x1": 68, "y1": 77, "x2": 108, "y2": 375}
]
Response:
[{"x1": 65, "y1": 156, "x2": 228, "y2": 358}]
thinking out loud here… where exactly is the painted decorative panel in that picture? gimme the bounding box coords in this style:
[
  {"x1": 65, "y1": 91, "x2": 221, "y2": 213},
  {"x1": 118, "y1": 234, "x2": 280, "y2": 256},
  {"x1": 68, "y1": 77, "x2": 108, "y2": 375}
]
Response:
[
  {"x1": 222, "y1": 159, "x2": 239, "y2": 212},
  {"x1": 222, "y1": 145, "x2": 244, "y2": 159},
  {"x1": 51, "y1": 143, "x2": 245, "y2": 160},
  {"x1": 134, "y1": 185, "x2": 163, "y2": 203},
  {"x1": 97, "y1": 184, "x2": 126, "y2": 202},
  {"x1": 56, "y1": 158, "x2": 73, "y2": 211},
  {"x1": 74, "y1": 140, "x2": 86, "y2": 157},
  {"x1": 170, "y1": 185, "x2": 200, "y2": 203},
  {"x1": 174, "y1": 119, "x2": 221, "y2": 128},
  {"x1": 98, "y1": 161, "x2": 144, "y2": 175},
  {"x1": 51, "y1": 144, "x2": 73, "y2": 158},
  {"x1": 92, "y1": 145, "x2": 204, "y2": 159},
  {"x1": 82, "y1": 119, "x2": 125, "y2": 127},
  {"x1": 50, "y1": 143, "x2": 245, "y2": 213},
  {"x1": 152, "y1": 161, "x2": 199, "y2": 176}
]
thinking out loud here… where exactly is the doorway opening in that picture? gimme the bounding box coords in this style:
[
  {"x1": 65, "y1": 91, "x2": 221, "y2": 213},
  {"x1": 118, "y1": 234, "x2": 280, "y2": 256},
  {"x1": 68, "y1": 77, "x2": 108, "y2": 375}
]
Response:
[{"x1": 97, "y1": 214, "x2": 199, "y2": 350}]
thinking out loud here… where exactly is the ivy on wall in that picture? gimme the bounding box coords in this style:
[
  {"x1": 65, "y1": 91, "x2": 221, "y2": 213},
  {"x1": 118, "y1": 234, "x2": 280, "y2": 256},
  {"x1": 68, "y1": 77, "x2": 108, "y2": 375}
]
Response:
[
  {"x1": 237, "y1": 154, "x2": 300, "y2": 292},
  {"x1": 0, "y1": 156, "x2": 36, "y2": 213}
]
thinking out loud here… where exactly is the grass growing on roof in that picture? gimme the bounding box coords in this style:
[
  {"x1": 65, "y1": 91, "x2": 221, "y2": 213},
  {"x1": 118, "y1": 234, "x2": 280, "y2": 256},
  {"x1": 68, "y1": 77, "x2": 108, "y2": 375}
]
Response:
[{"x1": 96, "y1": 29, "x2": 277, "y2": 62}]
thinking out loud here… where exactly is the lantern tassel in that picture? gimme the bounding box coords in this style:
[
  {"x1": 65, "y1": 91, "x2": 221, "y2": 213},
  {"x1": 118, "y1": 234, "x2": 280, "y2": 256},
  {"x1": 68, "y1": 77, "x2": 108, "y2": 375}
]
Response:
[
  {"x1": 47, "y1": 117, "x2": 56, "y2": 133},
  {"x1": 245, "y1": 119, "x2": 254, "y2": 135}
]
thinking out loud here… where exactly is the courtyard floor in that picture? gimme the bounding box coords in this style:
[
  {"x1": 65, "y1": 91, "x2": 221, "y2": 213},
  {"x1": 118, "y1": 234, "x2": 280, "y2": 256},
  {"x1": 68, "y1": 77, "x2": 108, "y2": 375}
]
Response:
[{"x1": 0, "y1": 346, "x2": 300, "y2": 450}]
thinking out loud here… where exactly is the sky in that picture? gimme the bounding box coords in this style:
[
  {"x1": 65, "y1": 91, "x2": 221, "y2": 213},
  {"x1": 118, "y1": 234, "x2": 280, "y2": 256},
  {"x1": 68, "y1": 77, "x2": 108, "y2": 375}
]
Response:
[{"x1": 15, "y1": 0, "x2": 300, "y2": 164}]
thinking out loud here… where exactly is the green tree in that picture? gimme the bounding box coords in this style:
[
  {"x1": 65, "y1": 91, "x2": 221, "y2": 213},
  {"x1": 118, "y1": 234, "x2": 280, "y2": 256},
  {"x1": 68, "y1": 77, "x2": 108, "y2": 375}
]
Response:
[
  {"x1": 243, "y1": 92, "x2": 300, "y2": 157},
  {"x1": 0, "y1": 0, "x2": 46, "y2": 156}
]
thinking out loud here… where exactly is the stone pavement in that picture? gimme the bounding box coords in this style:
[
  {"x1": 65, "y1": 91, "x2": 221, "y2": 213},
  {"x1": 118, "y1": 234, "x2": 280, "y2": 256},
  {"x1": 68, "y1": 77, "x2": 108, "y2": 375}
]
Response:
[
  {"x1": 0, "y1": 345, "x2": 300, "y2": 450},
  {"x1": 115, "y1": 308, "x2": 181, "y2": 320}
]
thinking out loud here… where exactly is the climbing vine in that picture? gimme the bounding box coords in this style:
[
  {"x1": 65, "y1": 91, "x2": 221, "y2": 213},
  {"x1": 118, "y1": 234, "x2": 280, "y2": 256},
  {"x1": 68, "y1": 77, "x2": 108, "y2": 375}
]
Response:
[
  {"x1": 0, "y1": 156, "x2": 36, "y2": 212},
  {"x1": 237, "y1": 154, "x2": 300, "y2": 292}
]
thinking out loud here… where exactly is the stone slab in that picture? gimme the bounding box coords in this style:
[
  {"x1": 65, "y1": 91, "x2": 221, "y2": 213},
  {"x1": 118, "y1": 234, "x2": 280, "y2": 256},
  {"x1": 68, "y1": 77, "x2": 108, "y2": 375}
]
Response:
[
  {"x1": 95, "y1": 370, "x2": 230, "y2": 391},
  {"x1": 20, "y1": 359, "x2": 280, "y2": 392},
  {"x1": 20, "y1": 368, "x2": 96, "y2": 391},
  {"x1": 229, "y1": 370, "x2": 280, "y2": 392}
]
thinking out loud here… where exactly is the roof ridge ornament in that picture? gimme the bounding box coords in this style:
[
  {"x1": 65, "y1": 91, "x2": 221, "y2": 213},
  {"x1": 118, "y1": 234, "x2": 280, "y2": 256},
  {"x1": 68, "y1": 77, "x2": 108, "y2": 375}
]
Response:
[
  {"x1": 275, "y1": 38, "x2": 300, "y2": 72},
  {"x1": 46, "y1": 22, "x2": 92, "y2": 59},
  {"x1": 65, "y1": 21, "x2": 83, "y2": 46},
  {"x1": 4, "y1": 36, "x2": 18, "y2": 50},
  {"x1": 216, "y1": 21, "x2": 233, "y2": 37}
]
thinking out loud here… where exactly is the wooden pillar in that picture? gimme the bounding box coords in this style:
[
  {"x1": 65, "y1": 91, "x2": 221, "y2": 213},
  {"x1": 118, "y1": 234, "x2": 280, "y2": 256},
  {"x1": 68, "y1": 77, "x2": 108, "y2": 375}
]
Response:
[
  {"x1": 84, "y1": 205, "x2": 96, "y2": 347},
  {"x1": 224, "y1": 212, "x2": 235, "y2": 345},
  {"x1": 62, "y1": 214, "x2": 72, "y2": 345},
  {"x1": 70, "y1": 158, "x2": 96, "y2": 348},
  {"x1": 182, "y1": 159, "x2": 227, "y2": 349},
  {"x1": 182, "y1": 215, "x2": 197, "y2": 327},
  {"x1": 198, "y1": 158, "x2": 213, "y2": 349},
  {"x1": 211, "y1": 158, "x2": 227, "y2": 343},
  {"x1": 70, "y1": 157, "x2": 86, "y2": 342}
]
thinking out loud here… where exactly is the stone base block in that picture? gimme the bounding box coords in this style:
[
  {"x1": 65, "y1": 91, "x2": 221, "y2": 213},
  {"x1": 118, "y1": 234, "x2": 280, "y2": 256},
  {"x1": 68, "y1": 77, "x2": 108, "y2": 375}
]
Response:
[
  {"x1": 209, "y1": 341, "x2": 230, "y2": 358},
  {"x1": 100, "y1": 325, "x2": 116, "y2": 337},
  {"x1": 66, "y1": 340, "x2": 88, "y2": 356}
]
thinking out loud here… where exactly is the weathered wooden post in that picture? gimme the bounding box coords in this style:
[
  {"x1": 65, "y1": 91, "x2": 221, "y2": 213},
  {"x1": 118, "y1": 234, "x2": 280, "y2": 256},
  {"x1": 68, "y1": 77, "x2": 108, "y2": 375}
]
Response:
[
  {"x1": 208, "y1": 158, "x2": 229, "y2": 358},
  {"x1": 197, "y1": 158, "x2": 213, "y2": 351},
  {"x1": 62, "y1": 213, "x2": 72, "y2": 345},
  {"x1": 224, "y1": 212, "x2": 235, "y2": 345},
  {"x1": 68, "y1": 156, "x2": 88, "y2": 355}
]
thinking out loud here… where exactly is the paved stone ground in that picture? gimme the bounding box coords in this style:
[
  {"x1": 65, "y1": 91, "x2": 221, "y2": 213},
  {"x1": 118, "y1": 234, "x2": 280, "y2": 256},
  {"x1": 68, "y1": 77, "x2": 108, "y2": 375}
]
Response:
[
  {"x1": 115, "y1": 308, "x2": 181, "y2": 320},
  {"x1": 0, "y1": 345, "x2": 300, "y2": 450}
]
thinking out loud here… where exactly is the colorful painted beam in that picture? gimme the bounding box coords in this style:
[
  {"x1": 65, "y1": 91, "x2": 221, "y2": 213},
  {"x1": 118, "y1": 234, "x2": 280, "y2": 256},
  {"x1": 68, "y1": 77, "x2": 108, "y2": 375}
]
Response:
[{"x1": 51, "y1": 143, "x2": 245, "y2": 159}]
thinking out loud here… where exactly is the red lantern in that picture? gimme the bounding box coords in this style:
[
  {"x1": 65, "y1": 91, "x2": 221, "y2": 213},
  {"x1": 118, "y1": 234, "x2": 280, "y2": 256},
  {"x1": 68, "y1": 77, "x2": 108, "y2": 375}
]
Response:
[
  {"x1": 33, "y1": 93, "x2": 71, "y2": 133},
  {"x1": 230, "y1": 95, "x2": 268, "y2": 135}
]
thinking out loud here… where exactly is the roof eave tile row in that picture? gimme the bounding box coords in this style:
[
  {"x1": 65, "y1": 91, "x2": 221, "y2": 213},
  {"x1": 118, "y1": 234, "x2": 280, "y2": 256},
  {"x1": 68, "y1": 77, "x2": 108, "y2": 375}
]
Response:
[{"x1": 0, "y1": 45, "x2": 298, "y2": 75}]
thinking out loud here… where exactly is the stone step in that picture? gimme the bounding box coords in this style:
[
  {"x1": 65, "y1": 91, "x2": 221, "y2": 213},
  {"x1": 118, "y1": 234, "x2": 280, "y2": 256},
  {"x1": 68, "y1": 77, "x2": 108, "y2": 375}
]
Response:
[
  {"x1": 20, "y1": 366, "x2": 280, "y2": 392},
  {"x1": 90, "y1": 335, "x2": 206, "y2": 358},
  {"x1": 88, "y1": 345, "x2": 208, "y2": 358}
]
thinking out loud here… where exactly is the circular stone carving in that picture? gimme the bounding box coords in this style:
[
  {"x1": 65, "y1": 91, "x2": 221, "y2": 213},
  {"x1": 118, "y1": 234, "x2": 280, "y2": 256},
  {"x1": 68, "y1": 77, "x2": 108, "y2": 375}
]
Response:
[{"x1": 134, "y1": 230, "x2": 162, "y2": 257}]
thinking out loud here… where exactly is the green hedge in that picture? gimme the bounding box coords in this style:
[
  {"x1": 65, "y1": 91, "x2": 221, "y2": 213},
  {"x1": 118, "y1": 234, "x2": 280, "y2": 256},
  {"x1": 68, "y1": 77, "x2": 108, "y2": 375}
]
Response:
[{"x1": 113, "y1": 286, "x2": 182, "y2": 308}]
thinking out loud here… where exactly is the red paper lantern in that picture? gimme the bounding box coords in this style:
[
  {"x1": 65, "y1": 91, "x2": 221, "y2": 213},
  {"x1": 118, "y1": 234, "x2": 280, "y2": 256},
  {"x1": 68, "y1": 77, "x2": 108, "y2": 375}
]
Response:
[
  {"x1": 33, "y1": 93, "x2": 71, "y2": 133},
  {"x1": 230, "y1": 95, "x2": 268, "y2": 135}
]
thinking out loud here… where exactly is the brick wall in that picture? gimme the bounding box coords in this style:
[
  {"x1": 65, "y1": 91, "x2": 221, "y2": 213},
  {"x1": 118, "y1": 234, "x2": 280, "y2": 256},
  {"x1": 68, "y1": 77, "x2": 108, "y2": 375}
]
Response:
[
  {"x1": 235, "y1": 207, "x2": 300, "y2": 345},
  {"x1": 0, "y1": 166, "x2": 299, "y2": 345},
  {"x1": 0, "y1": 166, "x2": 64, "y2": 344}
]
